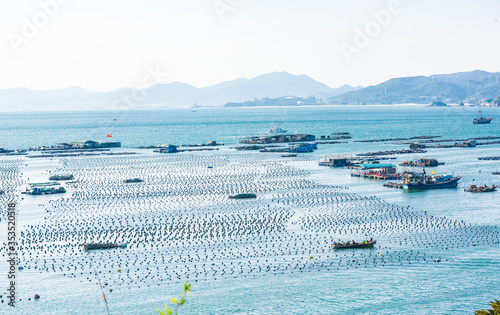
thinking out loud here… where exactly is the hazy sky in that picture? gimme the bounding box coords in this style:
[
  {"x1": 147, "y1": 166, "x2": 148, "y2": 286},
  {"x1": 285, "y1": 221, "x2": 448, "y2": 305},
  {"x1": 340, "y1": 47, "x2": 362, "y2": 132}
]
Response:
[{"x1": 1, "y1": 0, "x2": 500, "y2": 91}]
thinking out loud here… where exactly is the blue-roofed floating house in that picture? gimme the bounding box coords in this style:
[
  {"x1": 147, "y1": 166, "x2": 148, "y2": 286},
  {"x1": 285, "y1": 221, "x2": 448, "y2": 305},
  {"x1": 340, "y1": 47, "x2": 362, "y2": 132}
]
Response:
[{"x1": 351, "y1": 161, "x2": 400, "y2": 180}]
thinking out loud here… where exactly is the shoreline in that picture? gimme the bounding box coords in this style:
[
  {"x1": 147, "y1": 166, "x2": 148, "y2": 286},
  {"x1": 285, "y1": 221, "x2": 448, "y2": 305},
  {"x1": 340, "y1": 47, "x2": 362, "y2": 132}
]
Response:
[{"x1": 2, "y1": 103, "x2": 499, "y2": 114}]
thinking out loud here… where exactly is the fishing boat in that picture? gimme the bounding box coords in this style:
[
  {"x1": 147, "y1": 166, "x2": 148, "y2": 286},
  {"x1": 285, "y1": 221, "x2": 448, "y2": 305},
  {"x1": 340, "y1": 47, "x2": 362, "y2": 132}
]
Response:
[
  {"x1": 473, "y1": 110, "x2": 493, "y2": 124},
  {"x1": 401, "y1": 170, "x2": 460, "y2": 190},
  {"x1": 332, "y1": 240, "x2": 376, "y2": 249},
  {"x1": 269, "y1": 126, "x2": 287, "y2": 134},
  {"x1": 83, "y1": 243, "x2": 127, "y2": 251}
]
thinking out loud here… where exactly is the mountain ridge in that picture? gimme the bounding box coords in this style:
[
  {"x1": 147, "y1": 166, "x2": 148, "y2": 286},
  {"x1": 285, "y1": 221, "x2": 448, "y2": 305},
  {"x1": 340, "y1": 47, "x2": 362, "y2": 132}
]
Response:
[
  {"x1": 0, "y1": 71, "x2": 352, "y2": 111},
  {"x1": 1, "y1": 70, "x2": 499, "y2": 111},
  {"x1": 329, "y1": 70, "x2": 500, "y2": 105}
]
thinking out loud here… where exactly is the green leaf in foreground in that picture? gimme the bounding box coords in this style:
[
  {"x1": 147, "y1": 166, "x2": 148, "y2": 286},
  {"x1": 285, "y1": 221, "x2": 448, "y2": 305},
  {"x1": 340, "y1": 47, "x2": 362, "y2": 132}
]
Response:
[{"x1": 157, "y1": 282, "x2": 191, "y2": 314}]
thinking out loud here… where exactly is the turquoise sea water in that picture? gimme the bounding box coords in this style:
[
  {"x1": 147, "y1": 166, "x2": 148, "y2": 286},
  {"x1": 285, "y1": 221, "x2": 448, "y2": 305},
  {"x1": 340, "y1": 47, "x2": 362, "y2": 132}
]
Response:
[
  {"x1": 1, "y1": 105, "x2": 498, "y2": 151},
  {"x1": 0, "y1": 105, "x2": 499, "y2": 314}
]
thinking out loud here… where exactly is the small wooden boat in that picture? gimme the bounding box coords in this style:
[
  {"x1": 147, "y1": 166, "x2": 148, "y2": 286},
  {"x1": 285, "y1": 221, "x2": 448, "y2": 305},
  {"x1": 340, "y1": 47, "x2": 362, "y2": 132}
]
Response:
[
  {"x1": 83, "y1": 243, "x2": 127, "y2": 251},
  {"x1": 332, "y1": 240, "x2": 376, "y2": 249},
  {"x1": 123, "y1": 178, "x2": 142, "y2": 183},
  {"x1": 228, "y1": 193, "x2": 257, "y2": 199}
]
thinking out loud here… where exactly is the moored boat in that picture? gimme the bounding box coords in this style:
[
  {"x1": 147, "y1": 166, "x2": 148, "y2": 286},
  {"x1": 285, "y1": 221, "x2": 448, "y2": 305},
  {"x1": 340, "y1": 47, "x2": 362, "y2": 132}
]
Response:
[
  {"x1": 332, "y1": 240, "x2": 376, "y2": 249},
  {"x1": 228, "y1": 193, "x2": 257, "y2": 199},
  {"x1": 401, "y1": 170, "x2": 460, "y2": 190},
  {"x1": 83, "y1": 243, "x2": 127, "y2": 251},
  {"x1": 124, "y1": 178, "x2": 143, "y2": 183}
]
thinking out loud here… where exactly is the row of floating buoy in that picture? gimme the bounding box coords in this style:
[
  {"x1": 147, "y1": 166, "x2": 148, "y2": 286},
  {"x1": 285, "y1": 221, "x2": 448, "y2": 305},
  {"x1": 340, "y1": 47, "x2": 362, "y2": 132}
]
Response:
[{"x1": 1, "y1": 152, "x2": 499, "y2": 301}]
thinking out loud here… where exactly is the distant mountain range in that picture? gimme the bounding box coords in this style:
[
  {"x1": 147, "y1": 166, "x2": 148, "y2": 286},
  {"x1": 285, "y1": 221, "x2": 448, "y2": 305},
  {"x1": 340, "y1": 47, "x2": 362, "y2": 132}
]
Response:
[
  {"x1": 0, "y1": 72, "x2": 357, "y2": 111},
  {"x1": 329, "y1": 70, "x2": 500, "y2": 105},
  {"x1": 1, "y1": 70, "x2": 500, "y2": 111}
]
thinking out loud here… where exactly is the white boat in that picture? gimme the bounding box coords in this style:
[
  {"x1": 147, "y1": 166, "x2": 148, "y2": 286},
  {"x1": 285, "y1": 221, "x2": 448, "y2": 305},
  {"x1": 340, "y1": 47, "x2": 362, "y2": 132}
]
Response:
[{"x1": 269, "y1": 127, "x2": 287, "y2": 133}]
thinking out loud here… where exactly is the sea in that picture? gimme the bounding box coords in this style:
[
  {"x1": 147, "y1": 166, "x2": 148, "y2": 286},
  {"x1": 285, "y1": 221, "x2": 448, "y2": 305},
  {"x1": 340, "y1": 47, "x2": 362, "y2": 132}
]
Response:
[{"x1": 0, "y1": 105, "x2": 499, "y2": 314}]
